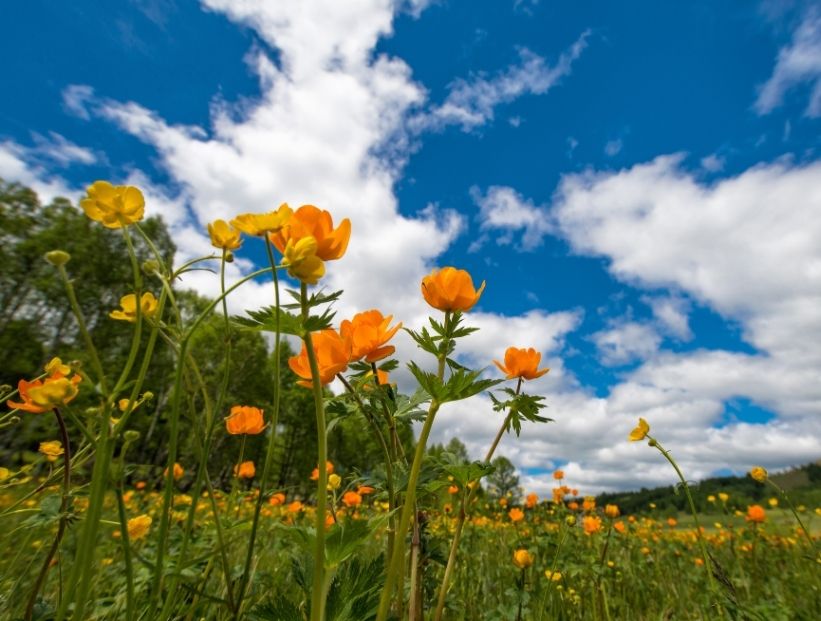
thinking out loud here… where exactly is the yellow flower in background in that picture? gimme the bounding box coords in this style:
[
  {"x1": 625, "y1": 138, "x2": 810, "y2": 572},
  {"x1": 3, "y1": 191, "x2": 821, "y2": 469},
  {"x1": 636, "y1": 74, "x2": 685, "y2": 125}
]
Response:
[
  {"x1": 281, "y1": 236, "x2": 325, "y2": 284},
  {"x1": 231, "y1": 204, "x2": 293, "y2": 237},
  {"x1": 81, "y1": 181, "x2": 145, "y2": 228},
  {"x1": 768, "y1": 497, "x2": 779, "y2": 508},
  {"x1": 0, "y1": 467, "x2": 11, "y2": 481},
  {"x1": 327, "y1": 473, "x2": 342, "y2": 491},
  {"x1": 44, "y1": 357, "x2": 71, "y2": 376},
  {"x1": 629, "y1": 418, "x2": 650, "y2": 442},
  {"x1": 750, "y1": 466, "x2": 768, "y2": 483},
  {"x1": 544, "y1": 570, "x2": 562, "y2": 582},
  {"x1": 207, "y1": 219, "x2": 243, "y2": 251},
  {"x1": 110, "y1": 292, "x2": 159, "y2": 322},
  {"x1": 39, "y1": 440, "x2": 64, "y2": 462},
  {"x1": 718, "y1": 492, "x2": 729, "y2": 502},
  {"x1": 26, "y1": 376, "x2": 82, "y2": 411},
  {"x1": 127, "y1": 514, "x2": 152, "y2": 541},
  {"x1": 605, "y1": 504, "x2": 620, "y2": 519},
  {"x1": 512, "y1": 548, "x2": 533, "y2": 569}
]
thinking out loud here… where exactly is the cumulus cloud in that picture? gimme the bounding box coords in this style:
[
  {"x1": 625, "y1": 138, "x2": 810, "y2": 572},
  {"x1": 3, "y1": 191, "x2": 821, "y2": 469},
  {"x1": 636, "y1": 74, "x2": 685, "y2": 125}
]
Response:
[
  {"x1": 470, "y1": 185, "x2": 552, "y2": 251},
  {"x1": 591, "y1": 320, "x2": 662, "y2": 366},
  {"x1": 755, "y1": 8, "x2": 821, "y2": 117}
]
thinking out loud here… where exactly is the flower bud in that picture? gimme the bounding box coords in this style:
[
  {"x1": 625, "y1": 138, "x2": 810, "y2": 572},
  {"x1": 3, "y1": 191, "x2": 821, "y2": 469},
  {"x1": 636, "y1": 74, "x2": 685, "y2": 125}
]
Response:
[
  {"x1": 124, "y1": 430, "x2": 141, "y2": 443},
  {"x1": 648, "y1": 438, "x2": 658, "y2": 447},
  {"x1": 565, "y1": 515, "x2": 577, "y2": 526},
  {"x1": 0, "y1": 384, "x2": 12, "y2": 396},
  {"x1": 45, "y1": 250, "x2": 71, "y2": 267},
  {"x1": 142, "y1": 259, "x2": 160, "y2": 275},
  {"x1": 224, "y1": 251, "x2": 235, "y2": 263},
  {"x1": 142, "y1": 391, "x2": 155, "y2": 401}
]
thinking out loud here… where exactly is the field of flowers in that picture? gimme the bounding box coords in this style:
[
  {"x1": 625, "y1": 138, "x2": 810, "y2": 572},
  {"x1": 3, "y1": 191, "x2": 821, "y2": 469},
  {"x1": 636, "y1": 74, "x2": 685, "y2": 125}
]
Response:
[{"x1": 1, "y1": 182, "x2": 818, "y2": 620}]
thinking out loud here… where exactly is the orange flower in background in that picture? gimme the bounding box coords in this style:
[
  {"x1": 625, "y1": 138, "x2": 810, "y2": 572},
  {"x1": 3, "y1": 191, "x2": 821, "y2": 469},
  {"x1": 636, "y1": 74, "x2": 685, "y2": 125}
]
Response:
[
  {"x1": 568, "y1": 501, "x2": 579, "y2": 511},
  {"x1": 421, "y1": 266, "x2": 485, "y2": 312},
  {"x1": 311, "y1": 461, "x2": 335, "y2": 481},
  {"x1": 583, "y1": 515, "x2": 603, "y2": 535},
  {"x1": 287, "y1": 500, "x2": 304, "y2": 513},
  {"x1": 613, "y1": 520, "x2": 626, "y2": 534},
  {"x1": 509, "y1": 508, "x2": 525, "y2": 523},
  {"x1": 667, "y1": 517, "x2": 678, "y2": 528},
  {"x1": 81, "y1": 181, "x2": 145, "y2": 228},
  {"x1": 448, "y1": 485, "x2": 459, "y2": 495},
  {"x1": 525, "y1": 493, "x2": 538, "y2": 509},
  {"x1": 493, "y1": 347, "x2": 550, "y2": 381},
  {"x1": 164, "y1": 462, "x2": 184, "y2": 481},
  {"x1": 553, "y1": 470, "x2": 564, "y2": 481},
  {"x1": 234, "y1": 461, "x2": 256, "y2": 479},
  {"x1": 225, "y1": 406, "x2": 265, "y2": 435},
  {"x1": 342, "y1": 491, "x2": 362, "y2": 507},
  {"x1": 605, "y1": 504, "x2": 620, "y2": 519},
  {"x1": 289, "y1": 329, "x2": 351, "y2": 388},
  {"x1": 746, "y1": 504, "x2": 766, "y2": 523},
  {"x1": 207, "y1": 219, "x2": 243, "y2": 251},
  {"x1": 8, "y1": 372, "x2": 82, "y2": 414},
  {"x1": 357, "y1": 486, "x2": 375, "y2": 495},
  {"x1": 269, "y1": 492, "x2": 286, "y2": 506},
  {"x1": 340, "y1": 310, "x2": 402, "y2": 362},
  {"x1": 231, "y1": 204, "x2": 293, "y2": 236},
  {"x1": 512, "y1": 549, "x2": 533, "y2": 569},
  {"x1": 270, "y1": 204, "x2": 351, "y2": 261},
  {"x1": 582, "y1": 496, "x2": 596, "y2": 512}
]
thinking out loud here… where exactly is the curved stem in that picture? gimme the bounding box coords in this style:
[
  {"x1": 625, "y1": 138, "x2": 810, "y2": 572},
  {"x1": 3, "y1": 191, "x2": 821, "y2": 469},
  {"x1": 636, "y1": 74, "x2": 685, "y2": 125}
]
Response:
[
  {"x1": 25, "y1": 408, "x2": 71, "y2": 621},
  {"x1": 766, "y1": 478, "x2": 815, "y2": 549}
]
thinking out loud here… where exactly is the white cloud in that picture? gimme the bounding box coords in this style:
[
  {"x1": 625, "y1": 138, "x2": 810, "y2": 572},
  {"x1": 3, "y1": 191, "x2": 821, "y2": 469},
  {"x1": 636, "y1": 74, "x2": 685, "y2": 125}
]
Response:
[
  {"x1": 591, "y1": 320, "x2": 661, "y2": 366},
  {"x1": 415, "y1": 31, "x2": 590, "y2": 132},
  {"x1": 470, "y1": 185, "x2": 552, "y2": 250},
  {"x1": 700, "y1": 153, "x2": 725, "y2": 172},
  {"x1": 604, "y1": 138, "x2": 622, "y2": 157},
  {"x1": 755, "y1": 8, "x2": 821, "y2": 117},
  {"x1": 644, "y1": 295, "x2": 692, "y2": 340},
  {"x1": 0, "y1": 141, "x2": 75, "y2": 203}
]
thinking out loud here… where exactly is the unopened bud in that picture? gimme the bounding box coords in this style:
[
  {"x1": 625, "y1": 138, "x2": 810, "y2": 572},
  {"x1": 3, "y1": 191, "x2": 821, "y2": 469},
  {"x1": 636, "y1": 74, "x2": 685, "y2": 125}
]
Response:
[
  {"x1": 142, "y1": 259, "x2": 160, "y2": 275},
  {"x1": 45, "y1": 250, "x2": 71, "y2": 267},
  {"x1": 565, "y1": 515, "x2": 577, "y2": 527},
  {"x1": 224, "y1": 251, "x2": 235, "y2": 263},
  {"x1": 123, "y1": 430, "x2": 141, "y2": 443},
  {"x1": 648, "y1": 438, "x2": 658, "y2": 448},
  {"x1": 141, "y1": 391, "x2": 154, "y2": 401}
]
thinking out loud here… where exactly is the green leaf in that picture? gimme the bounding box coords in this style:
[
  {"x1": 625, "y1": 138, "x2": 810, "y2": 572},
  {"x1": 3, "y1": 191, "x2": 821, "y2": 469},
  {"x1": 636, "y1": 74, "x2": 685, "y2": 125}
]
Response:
[{"x1": 233, "y1": 306, "x2": 306, "y2": 336}]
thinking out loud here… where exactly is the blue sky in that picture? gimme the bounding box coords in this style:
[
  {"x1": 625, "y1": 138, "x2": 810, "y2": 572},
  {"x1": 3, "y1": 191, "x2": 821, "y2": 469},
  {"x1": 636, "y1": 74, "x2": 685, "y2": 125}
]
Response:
[{"x1": 2, "y1": 0, "x2": 820, "y2": 493}]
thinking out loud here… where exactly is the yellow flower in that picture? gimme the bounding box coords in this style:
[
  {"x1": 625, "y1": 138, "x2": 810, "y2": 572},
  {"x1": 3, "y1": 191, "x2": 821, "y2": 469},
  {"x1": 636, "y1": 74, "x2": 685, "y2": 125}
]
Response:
[
  {"x1": 230, "y1": 204, "x2": 293, "y2": 236},
  {"x1": 25, "y1": 377, "x2": 81, "y2": 411},
  {"x1": 127, "y1": 514, "x2": 152, "y2": 541},
  {"x1": 605, "y1": 504, "x2": 620, "y2": 519},
  {"x1": 707, "y1": 495, "x2": 716, "y2": 503},
  {"x1": 544, "y1": 570, "x2": 562, "y2": 582},
  {"x1": 110, "y1": 292, "x2": 159, "y2": 322},
  {"x1": 750, "y1": 466, "x2": 768, "y2": 483},
  {"x1": 281, "y1": 236, "x2": 325, "y2": 284},
  {"x1": 768, "y1": 497, "x2": 778, "y2": 508},
  {"x1": 0, "y1": 467, "x2": 11, "y2": 481},
  {"x1": 207, "y1": 219, "x2": 243, "y2": 251},
  {"x1": 512, "y1": 548, "x2": 533, "y2": 569},
  {"x1": 39, "y1": 440, "x2": 64, "y2": 462},
  {"x1": 80, "y1": 181, "x2": 145, "y2": 228},
  {"x1": 44, "y1": 357, "x2": 71, "y2": 376},
  {"x1": 327, "y1": 473, "x2": 342, "y2": 491},
  {"x1": 628, "y1": 418, "x2": 650, "y2": 442},
  {"x1": 718, "y1": 492, "x2": 729, "y2": 502}
]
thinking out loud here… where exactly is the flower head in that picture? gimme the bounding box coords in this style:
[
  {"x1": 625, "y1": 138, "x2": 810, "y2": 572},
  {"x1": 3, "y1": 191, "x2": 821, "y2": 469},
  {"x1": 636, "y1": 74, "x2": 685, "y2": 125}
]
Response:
[
  {"x1": 207, "y1": 219, "x2": 242, "y2": 251},
  {"x1": 230, "y1": 204, "x2": 292, "y2": 236},
  {"x1": 110, "y1": 292, "x2": 159, "y2": 322},
  {"x1": 270, "y1": 204, "x2": 351, "y2": 261},
  {"x1": 234, "y1": 461, "x2": 256, "y2": 479},
  {"x1": 525, "y1": 493, "x2": 538, "y2": 509},
  {"x1": 553, "y1": 470, "x2": 564, "y2": 481},
  {"x1": 8, "y1": 372, "x2": 82, "y2": 414},
  {"x1": 493, "y1": 347, "x2": 550, "y2": 381},
  {"x1": 605, "y1": 504, "x2": 620, "y2": 519},
  {"x1": 225, "y1": 406, "x2": 265, "y2": 435},
  {"x1": 44, "y1": 357, "x2": 71, "y2": 376},
  {"x1": 340, "y1": 310, "x2": 402, "y2": 363},
  {"x1": 512, "y1": 548, "x2": 533, "y2": 569},
  {"x1": 80, "y1": 181, "x2": 145, "y2": 228},
  {"x1": 750, "y1": 466, "x2": 768, "y2": 483},
  {"x1": 311, "y1": 461, "x2": 334, "y2": 481},
  {"x1": 583, "y1": 515, "x2": 603, "y2": 535},
  {"x1": 39, "y1": 440, "x2": 64, "y2": 462},
  {"x1": 288, "y1": 329, "x2": 351, "y2": 388},
  {"x1": 269, "y1": 492, "x2": 286, "y2": 506},
  {"x1": 342, "y1": 491, "x2": 362, "y2": 507},
  {"x1": 164, "y1": 462, "x2": 184, "y2": 481},
  {"x1": 509, "y1": 508, "x2": 525, "y2": 523},
  {"x1": 421, "y1": 267, "x2": 485, "y2": 312},
  {"x1": 628, "y1": 418, "x2": 650, "y2": 442},
  {"x1": 127, "y1": 515, "x2": 152, "y2": 541},
  {"x1": 746, "y1": 504, "x2": 766, "y2": 523},
  {"x1": 281, "y1": 236, "x2": 325, "y2": 284}
]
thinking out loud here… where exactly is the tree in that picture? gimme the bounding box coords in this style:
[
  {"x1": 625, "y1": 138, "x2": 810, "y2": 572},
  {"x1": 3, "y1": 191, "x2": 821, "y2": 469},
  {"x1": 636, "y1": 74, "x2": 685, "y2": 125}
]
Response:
[{"x1": 486, "y1": 455, "x2": 522, "y2": 503}]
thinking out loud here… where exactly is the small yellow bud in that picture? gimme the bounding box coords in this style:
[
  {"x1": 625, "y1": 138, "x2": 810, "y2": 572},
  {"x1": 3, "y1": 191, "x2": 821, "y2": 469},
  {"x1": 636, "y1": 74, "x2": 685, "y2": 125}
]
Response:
[
  {"x1": 45, "y1": 250, "x2": 71, "y2": 266},
  {"x1": 142, "y1": 259, "x2": 160, "y2": 275},
  {"x1": 750, "y1": 466, "x2": 768, "y2": 483}
]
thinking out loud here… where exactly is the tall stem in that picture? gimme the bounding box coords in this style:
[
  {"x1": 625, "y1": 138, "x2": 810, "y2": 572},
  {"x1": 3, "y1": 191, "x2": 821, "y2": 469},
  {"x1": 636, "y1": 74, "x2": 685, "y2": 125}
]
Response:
[
  {"x1": 25, "y1": 408, "x2": 71, "y2": 621},
  {"x1": 302, "y1": 282, "x2": 328, "y2": 621},
  {"x1": 235, "y1": 238, "x2": 283, "y2": 615}
]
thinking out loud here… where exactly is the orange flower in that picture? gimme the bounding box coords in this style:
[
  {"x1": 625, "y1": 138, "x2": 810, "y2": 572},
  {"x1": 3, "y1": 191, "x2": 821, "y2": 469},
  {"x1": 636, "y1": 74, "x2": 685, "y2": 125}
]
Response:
[
  {"x1": 512, "y1": 548, "x2": 533, "y2": 569},
  {"x1": 340, "y1": 310, "x2": 402, "y2": 362},
  {"x1": 164, "y1": 462, "x2": 184, "y2": 481},
  {"x1": 605, "y1": 504, "x2": 620, "y2": 519},
  {"x1": 746, "y1": 504, "x2": 766, "y2": 523},
  {"x1": 287, "y1": 500, "x2": 304, "y2": 513},
  {"x1": 357, "y1": 486, "x2": 375, "y2": 495},
  {"x1": 234, "y1": 460, "x2": 256, "y2": 479},
  {"x1": 582, "y1": 496, "x2": 596, "y2": 512},
  {"x1": 583, "y1": 515, "x2": 603, "y2": 535},
  {"x1": 269, "y1": 492, "x2": 286, "y2": 506},
  {"x1": 667, "y1": 517, "x2": 678, "y2": 528},
  {"x1": 493, "y1": 347, "x2": 550, "y2": 381},
  {"x1": 311, "y1": 461, "x2": 335, "y2": 481},
  {"x1": 421, "y1": 266, "x2": 485, "y2": 313},
  {"x1": 447, "y1": 485, "x2": 459, "y2": 495},
  {"x1": 509, "y1": 508, "x2": 525, "y2": 523},
  {"x1": 270, "y1": 204, "x2": 351, "y2": 261},
  {"x1": 225, "y1": 406, "x2": 265, "y2": 435},
  {"x1": 342, "y1": 491, "x2": 362, "y2": 507},
  {"x1": 613, "y1": 520, "x2": 626, "y2": 534},
  {"x1": 568, "y1": 501, "x2": 579, "y2": 511},
  {"x1": 7, "y1": 372, "x2": 82, "y2": 413},
  {"x1": 553, "y1": 470, "x2": 564, "y2": 480},
  {"x1": 525, "y1": 493, "x2": 538, "y2": 509},
  {"x1": 288, "y1": 329, "x2": 351, "y2": 388}
]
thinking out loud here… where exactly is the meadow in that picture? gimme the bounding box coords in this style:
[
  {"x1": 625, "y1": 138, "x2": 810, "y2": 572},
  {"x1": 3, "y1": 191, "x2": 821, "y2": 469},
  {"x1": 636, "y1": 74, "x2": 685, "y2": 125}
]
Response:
[{"x1": 1, "y1": 181, "x2": 818, "y2": 620}]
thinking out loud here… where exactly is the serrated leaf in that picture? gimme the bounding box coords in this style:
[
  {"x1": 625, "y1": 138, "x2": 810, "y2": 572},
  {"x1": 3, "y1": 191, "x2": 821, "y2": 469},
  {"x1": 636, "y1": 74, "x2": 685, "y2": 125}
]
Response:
[{"x1": 233, "y1": 306, "x2": 306, "y2": 336}]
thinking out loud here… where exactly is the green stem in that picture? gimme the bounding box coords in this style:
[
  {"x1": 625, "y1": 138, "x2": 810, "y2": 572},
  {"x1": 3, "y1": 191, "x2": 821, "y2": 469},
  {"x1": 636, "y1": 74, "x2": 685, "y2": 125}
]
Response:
[
  {"x1": 766, "y1": 478, "x2": 815, "y2": 549},
  {"x1": 115, "y1": 489, "x2": 136, "y2": 621},
  {"x1": 303, "y1": 282, "x2": 328, "y2": 621},
  {"x1": 235, "y1": 238, "x2": 284, "y2": 616}
]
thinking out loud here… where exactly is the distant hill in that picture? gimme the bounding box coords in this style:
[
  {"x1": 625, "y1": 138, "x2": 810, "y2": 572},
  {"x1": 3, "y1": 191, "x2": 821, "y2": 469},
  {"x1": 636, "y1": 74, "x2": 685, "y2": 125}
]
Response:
[{"x1": 594, "y1": 462, "x2": 821, "y2": 515}]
